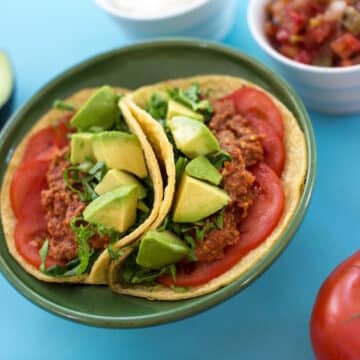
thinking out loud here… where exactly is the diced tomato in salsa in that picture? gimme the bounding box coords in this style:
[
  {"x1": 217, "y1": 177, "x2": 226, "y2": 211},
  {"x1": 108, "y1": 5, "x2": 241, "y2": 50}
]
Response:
[{"x1": 266, "y1": 0, "x2": 360, "y2": 67}]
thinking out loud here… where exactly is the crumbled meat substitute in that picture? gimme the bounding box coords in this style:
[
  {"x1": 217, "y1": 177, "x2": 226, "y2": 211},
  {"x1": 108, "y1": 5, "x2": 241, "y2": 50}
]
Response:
[
  {"x1": 41, "y1": 147, "x2": 109, "y2": 262},
  {"x1": 194, "y1": 98, "x2": 264, "y2": 263}
]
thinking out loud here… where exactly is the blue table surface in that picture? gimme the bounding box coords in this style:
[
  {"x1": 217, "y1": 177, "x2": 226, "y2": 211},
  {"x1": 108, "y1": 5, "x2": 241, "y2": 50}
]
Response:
[{"x1": 1, "y1": 1, "x2": 360, "y2": 359}]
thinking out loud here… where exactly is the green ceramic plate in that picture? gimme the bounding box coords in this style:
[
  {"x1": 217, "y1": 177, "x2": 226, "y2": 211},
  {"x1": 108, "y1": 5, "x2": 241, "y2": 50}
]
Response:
[{"x1": 0, "y1": 39, "x2": 316, "y2": 328}]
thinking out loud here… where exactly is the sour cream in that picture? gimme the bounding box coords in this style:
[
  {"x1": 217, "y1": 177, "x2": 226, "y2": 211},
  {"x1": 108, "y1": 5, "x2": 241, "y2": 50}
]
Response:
[{"x1": 110, "y1": 0, "x2": 207, "y2": 19}]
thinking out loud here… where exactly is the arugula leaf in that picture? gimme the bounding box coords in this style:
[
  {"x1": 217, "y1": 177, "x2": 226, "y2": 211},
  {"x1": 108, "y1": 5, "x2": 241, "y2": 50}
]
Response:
[
  {"x1": 170, "y1": 285, "x2": 189, "y2": 293},
  {"x1": 63, "y1": 161, "x2": 107, "y2": 202},
  {"x1": 208, "y1": 150, "x2": 232, "y2": 170},
  {"x1": 70, "y1": 218, "x2": 93, "y2": 275},
  {"x1": 53, "y1": 99, "x2": 76, "y2": 111},
  {"x1": 145, "y1": 93, "x2": 168, "y2": 121},
  {"x1": 216, "y1": 208, "x2": 225, "y2": 229},
  {"x1": 39, "y1": 239, "x2": 49, "y2": 273},
  {"x1": 175, "y1": 157, "x2": 188, "y2": 183},
  {"x1": 120, "y1": 252, "x2": 177, "y2": 285},
  {"x1": 168, "y1": 83, "x2": 213, "y2": 118}
]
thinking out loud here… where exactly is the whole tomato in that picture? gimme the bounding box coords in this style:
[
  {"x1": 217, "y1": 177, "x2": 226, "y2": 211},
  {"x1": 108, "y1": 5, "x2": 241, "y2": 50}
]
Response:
[{"x1": 311, "y1": 251, "x2": 360, "y2": 360}]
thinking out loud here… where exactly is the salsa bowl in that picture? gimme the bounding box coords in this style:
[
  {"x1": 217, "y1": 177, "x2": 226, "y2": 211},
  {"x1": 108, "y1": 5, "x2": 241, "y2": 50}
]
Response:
[
  {"x1": 0, "y1": 40, "x2": 316, "y2": 327},
  {"x1": 248, "y1": 0, "x2": 360, "y2": 114}
]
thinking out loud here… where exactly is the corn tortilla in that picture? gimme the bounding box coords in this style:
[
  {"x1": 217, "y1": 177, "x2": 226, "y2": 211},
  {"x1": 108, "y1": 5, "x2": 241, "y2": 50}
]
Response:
[
  {"x1": 0, "y1": 88, "x2": 164, "y2": 284},
  {"x1": 109, "y1": 75, "x2": 307, "y2": 300}
]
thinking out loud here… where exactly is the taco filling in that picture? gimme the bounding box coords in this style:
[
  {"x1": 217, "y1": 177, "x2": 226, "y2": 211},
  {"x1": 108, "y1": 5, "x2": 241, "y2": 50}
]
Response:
[
  {"x1": 8, "y1": 86, "x2": 154, "y2": 278},
  {"x1": 118, "y1": 83, "x2": 286, "y2": 289}
]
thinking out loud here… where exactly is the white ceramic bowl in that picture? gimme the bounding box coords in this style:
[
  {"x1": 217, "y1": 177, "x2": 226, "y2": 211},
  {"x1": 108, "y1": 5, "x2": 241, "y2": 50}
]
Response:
[
  {"x1": 95, "y1": 0, "x2": 237, "y2": 42},
  {"x1": 248, "y1": 0, "x2": 360, "y2": 114}
]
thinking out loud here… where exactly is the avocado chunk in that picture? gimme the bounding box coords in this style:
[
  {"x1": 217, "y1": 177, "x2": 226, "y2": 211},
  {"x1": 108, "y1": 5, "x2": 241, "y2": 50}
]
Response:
[
  {"x1": 92, "y1": 131, "x2": 148, "y2": 178},
  {"x1": 136, "y1": 230, "x2": 190, "y2": 269},
  {"x1": 70, "y1": 133, "x2": 95, "y2": 164},
  {"x1": 95, "y1": 169, "x2": 147, "y2": 199},
  {"x1": 0, "y1": 52, "x2": 13, "y2": 109},
  {"x1": 83, "y1": 185, "x2": 138, "y2": 233},
  {"x1": 173, "y1": 174, "x2": 230, "y2": 223},
  {"x1": 166, "y1": 99, "x2": 204, "y2": 122},
  {"x1": 185, "y1": 156, "x2": 222, "y2": 185},
  {"x1": 168, "y1": 116, "x2": 220, "y2": 159},
  {"x1": 70, "y1": 86, "x2": 119, "y2": 131}
]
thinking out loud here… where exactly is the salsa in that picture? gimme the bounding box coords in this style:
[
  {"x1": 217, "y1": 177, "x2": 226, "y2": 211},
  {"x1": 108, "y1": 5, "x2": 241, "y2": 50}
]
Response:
[{"x1": 265, "y1": 0, "x2": 360, "y2": 67}]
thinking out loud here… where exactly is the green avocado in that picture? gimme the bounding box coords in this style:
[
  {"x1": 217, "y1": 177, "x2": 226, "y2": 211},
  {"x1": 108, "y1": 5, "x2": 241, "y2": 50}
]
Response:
[
  {"x1": 185, "y1": 156, "x2": 222, "y2": 185},
  {"x1": 70, "y1": 133, "x2": 95, "y2": 164},
  {"x1": 136, "y1": 230, "x2": 190, "y2": 269},
  {"x1": 172, "y1": 174, "x2": 230, "y2": 223},
  {"x1": 83, "y1": 185, "x2": 138, "y2": 233},
  {"x1": 166, "y1": 99, "x2": 204, "y2": 122},
  {"x1": 168, "y1": 116, "x2": 220, "y2": 159},
  {"x1": 92, "y1": 131, "x2": 148, "y2": 178},
  {"x1": 95, "y1": 169, "x2": 147, "y2": 199},
  {"x1": 0, "y1": 52, "x2": 13, "y2": 109},
  {"x1": 70, "y1": 86, "x2": 119, "y2": 131}
]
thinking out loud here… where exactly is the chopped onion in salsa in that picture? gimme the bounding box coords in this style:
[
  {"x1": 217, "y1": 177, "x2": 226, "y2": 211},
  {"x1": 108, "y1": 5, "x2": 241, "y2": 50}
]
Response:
[{"x1": 265, "y1": 0, "x2": 360, "y2": 66}]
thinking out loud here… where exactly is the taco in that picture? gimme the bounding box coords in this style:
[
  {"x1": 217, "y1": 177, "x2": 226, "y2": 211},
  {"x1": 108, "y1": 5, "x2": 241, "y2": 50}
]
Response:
[
  {"x1": 0, "y1": 86, "x2": 164, "y2": 284},
  {"x1": 108, "y1": 75, "x2": 307, "y2": 300}
]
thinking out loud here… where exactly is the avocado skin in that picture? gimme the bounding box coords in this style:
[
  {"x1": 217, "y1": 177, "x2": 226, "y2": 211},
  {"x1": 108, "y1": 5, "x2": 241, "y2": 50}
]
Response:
[
  {"x1": 185, "y1": 156, "x2": 222, "y2": 185},
  {"x1": 71, "y1": 86, "x2": 119, "y2": 131},
  {"x1": 136, "y1": 230, "x2": 190, "y2": 269}
]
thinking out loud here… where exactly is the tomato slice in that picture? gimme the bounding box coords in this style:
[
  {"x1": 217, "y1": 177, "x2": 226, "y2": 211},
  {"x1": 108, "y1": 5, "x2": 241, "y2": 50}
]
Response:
[
  {"x1": 10, "y1": 159, "x2": 50, "y2": 218},
  {"x1": 23, "y1": 127, "x2": 59, "y2": 162},
  {"x1": 232, "y1": 87, "x2": 284, "y2": 139},
  {"x1": 54, "y1": 119, "x2": 72, "y2": 148},
  {"x1": 247, "y1": 116, "x2": 285, "y2": 175},
  {"x1": 15, "y1": 181, "x2": 62, "y2": 269},
  {"x1": 159, "y1": 163, "x2": 285, "y2": 287}
]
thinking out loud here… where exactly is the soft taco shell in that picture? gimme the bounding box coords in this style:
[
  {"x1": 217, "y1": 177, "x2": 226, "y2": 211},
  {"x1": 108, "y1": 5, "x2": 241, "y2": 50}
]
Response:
[
  {"x1": 1, "y1": 88, "x2": 164, "y2": 284},
  {"x1": 109, "y1": 75, "x2": 307, "y2": 300}
]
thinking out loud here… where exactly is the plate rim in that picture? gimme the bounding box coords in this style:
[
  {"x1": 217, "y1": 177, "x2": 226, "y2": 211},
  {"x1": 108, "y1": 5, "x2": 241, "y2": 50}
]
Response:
[{"x1": 0, "y1": 38, "x2": 316, "y2": 328}]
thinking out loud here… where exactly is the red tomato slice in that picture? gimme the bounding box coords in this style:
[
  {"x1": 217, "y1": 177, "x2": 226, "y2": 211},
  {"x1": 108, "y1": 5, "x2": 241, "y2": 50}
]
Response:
[
  {"x1": 54, "y1": 119, "x2": 72, "y2": 148},
  {"x1": 10, "y1": 159, "x2": 50, "y2": 218},
  {"x1": 159, "y1": 163, "x2": 285, "y2": 287},
  {"x1": 311, "y1": 251, "x2": 360, "y2": 360},
  {"x1": 232, "y1": 87, "x2": 284, "y2": 139},
  {"x1": 247, "y1": 116, "x2": 285, "y2": 175},
  {"x1": 23, "y1": 127, "x2": 59, "y2": 162},
  {"x1": 15, "y1": 182, "x2": 62, "y2": 269}
]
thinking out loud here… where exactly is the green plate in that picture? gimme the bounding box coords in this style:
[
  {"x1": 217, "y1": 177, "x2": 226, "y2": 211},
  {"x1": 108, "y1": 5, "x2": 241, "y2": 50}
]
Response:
[{"x1": 0, "y1": 39, "x2": 316, "y2": 328}]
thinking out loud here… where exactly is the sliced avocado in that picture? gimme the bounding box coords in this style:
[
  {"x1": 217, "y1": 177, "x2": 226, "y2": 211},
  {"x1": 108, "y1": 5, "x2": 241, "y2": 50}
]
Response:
[
  {"x1": 92, "y1": 131, "x2": 148, "y2": 178},
  {"x1": 83, "y1": 185, "x2": 138, "y2": 233},
  {"x1": 173, "y1": 174, "x2": 230, "y2": 223},
  {"x1": 95, "y1": 169, "x2": 147, "y2": 199},
  {"x1": 185, "y1": 156, "x2": 222, "y2": 185},
  {"x1": 70, "y1": 133, "x2": 95, "y2": 164},
  {"x1": 0, "y1": 52, "x2": 13, "y2": 109},
  {"x1": 166, "y1": 99, "x2": 204, "y2": 122},
  {"x1": 136, "y1": 230, "x2": 190, "y2": 269},
  {"x1": 168, "y1": 116, "x2": 220, "y2": 159},
  {"x1": 71, "y1": 86, "x2": 119, "y2": 131}
]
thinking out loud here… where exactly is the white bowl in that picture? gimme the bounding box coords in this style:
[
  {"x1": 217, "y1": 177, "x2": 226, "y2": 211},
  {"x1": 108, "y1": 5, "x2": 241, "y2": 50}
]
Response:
[
  {"x1": 248, "y1": 0, "x2": 360, "y2": 114},
  {"x1": 95, "y1": 0, "x2": 237, "y2": 42}
]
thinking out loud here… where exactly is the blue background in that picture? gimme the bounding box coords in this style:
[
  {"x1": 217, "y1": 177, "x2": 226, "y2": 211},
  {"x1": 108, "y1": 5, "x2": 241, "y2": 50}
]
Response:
[{"x1": 1, "y1": 1, "x2": 359, "y2": 359}]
